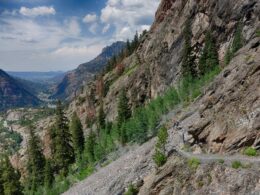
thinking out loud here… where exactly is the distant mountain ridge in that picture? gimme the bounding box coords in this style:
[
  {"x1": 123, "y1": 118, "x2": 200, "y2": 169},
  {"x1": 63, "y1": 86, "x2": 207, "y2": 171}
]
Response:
[
  {"x1": 7, "y1": 71, "x2": 65, "y2": 82},
  {"x1": 52, "y1": 41, "x2": 126, "y2": 100},
  {"x1": 0, "y1": 69, "x2": 40, "y2": 111}
]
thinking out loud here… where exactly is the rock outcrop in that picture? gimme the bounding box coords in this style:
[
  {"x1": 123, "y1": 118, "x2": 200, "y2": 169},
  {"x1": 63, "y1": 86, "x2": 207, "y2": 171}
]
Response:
[{"x1": 64, "y1": 0, "x2": 260, "y2": 194}]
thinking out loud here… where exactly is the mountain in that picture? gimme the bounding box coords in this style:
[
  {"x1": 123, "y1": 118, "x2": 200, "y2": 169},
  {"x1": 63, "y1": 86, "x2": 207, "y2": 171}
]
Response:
[
  {"x1": 64, "y1": 0, "x2": 260, "y2": 194},
  {"x1": 7, "y1": 71, "x2": 65, "y2": 83},
  {"x1": 0, "y1": 69, "x2": 41, "y2": 111},
  {"x1": 52, "y1": 41, "x2": 126, "y2": 100}
]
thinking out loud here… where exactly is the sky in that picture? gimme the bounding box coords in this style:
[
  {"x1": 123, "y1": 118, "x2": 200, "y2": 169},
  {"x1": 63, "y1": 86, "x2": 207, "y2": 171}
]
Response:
[{"x1": 0, "y1": 0, "x2": 160, "y2": 71}]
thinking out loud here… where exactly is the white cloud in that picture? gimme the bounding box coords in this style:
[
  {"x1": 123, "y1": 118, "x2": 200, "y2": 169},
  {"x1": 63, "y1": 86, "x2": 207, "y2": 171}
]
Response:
[
  {"x1": 89, "y1": 23, "x2": 99, "y2": 34},
  {"x1": 102, "y1": 24, "x2": 110, "y2": 34},
  {"x1": 65, "y1": 18, "x2": 81, "y2": 36},
  {"x1": 52, "y1": 44, "x2": 103, "y2": 57},
  {"x1": 101, "y1": 0, "x2": 160, "y2": 40},
  {"x1": 83, "y1": 13, "x2": 97, "y2": 23},
  {"x1": 19, "y1": 6, "x2": 56, "y2": 17}
]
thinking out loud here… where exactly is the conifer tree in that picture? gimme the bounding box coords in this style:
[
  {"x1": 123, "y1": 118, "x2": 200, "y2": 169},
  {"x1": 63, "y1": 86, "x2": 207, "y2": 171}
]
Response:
[
  {"x1": 98, "y1": 103, "x2": 106, "y2": 130},
  {"x1": 224, "y1": 47, "x2": 233, "y2": 65},
  {"x1": 70, "y1": 112, "x2": 85, "y2": 160},
  {"x1": 198, "y1": 31, "x2": 219, "y2": 75},
  {"x1": 181, "y1": 19, "x2": 197, "y2": 78},
  {"x1": 84, "y1": 131, "x2": 96, "y2": 164},
  {"x1": 117, "y1": 88, "x2": 131, "y2": 128},
  {"x1": 1, "y1": 156, "x2": 22, "y2": 195},
  {"x1": 0, "y1": 161, "x2": 4, "y2": 195},
  {"x1": 44, "y1": 160, "x2": 54, "y2": 189},
  {"x1": 54, "y1": 100, "x2": 74, "y2": 176},
  {"x1": 232, "y1": 22, "x2": 243, "y2": 53},
  {"x1": 26, "y1": 128, "x2": 45, "y2": 191}
]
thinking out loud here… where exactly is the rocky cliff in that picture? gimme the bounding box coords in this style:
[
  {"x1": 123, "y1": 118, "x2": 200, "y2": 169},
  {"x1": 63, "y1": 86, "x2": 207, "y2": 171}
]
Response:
[
  {"x1": 0, "y1": 70, "x2": 40, "y2": 111},
  {"x1": 65, "y1": 0, "x2": 260, "y2": 194}
]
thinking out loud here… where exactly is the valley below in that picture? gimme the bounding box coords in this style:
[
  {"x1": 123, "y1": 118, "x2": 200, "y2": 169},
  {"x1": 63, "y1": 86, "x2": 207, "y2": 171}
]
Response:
[{"x1": 0, "y1": 0, "x2": 260, "y2": 195}]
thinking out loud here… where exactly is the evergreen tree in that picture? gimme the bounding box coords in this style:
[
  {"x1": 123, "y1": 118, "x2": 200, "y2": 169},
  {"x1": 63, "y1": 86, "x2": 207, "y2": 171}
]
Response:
[
  {"x1": 26, "y1": 128, "x2": 45, "y2": 191},
  {"x1": 198, "y1": 31, "x2": 219, "y2": 75},
  {"x1": 98, "y1": 103, "x2": 106, "y2": 130},
  {"x1": 131, "y1": 31, "x2": 139, "y2": 52},
  {"x1": 224, "y1": 22, "x2": 244, "y2": 65},
  {"x1": 117, "y1": 88, "x2": 131, "y2": 128},
  {"x1": 1, "y1": 156, "x2": 22, "y2": 195},
  {"x1": 224, "y1": 47, "x2": 232, "y2": 65},
  {"x1": 120, "y1": 123, "x2": 127, "y2": 145},
  {"x1": 53, "y1": 100, "x2": 74, "y2": 176},
  {"x1": 44, "y1": 160, "x2": 54, "y2": 189},
  {"x1": 84, "y1": 131, "x2": 96, "y2": 164},
  {"x1": 232, "y1": 22, "x2": 243, "y2": 53},
  {"x1": 0, "y1": 161, "x2": 4, "y2": 195},
  {"x1": 181, "y1": 19, "x2": 197, "y2": 78},
  {"x1": 70, "y1": 112, "x2": 85, "y2": 160}
]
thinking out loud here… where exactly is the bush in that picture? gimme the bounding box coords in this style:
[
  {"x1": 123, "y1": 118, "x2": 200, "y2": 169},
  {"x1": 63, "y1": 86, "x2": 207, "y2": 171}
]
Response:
[
  {"x1": 124, "y1": 184, "x2": 138, "y2": 195},
  {"x1": 153, "y1": 150, "x2": 167, "y2": 167},
  {"x1": 256, "y1": 29, "x2": 260, "y2": 37},
  {"x1": 188, "y1": 158, "x2": 200, "y2": 169},
  {"x1": 232, "y1": 161, "x2": 242, "y2": 169},
  {"x1": 243, "y1": 147, "x2": 257, "y2": 157},
  {"x1": 218, "y1": 159, "x2": 224, "y2": 164}
]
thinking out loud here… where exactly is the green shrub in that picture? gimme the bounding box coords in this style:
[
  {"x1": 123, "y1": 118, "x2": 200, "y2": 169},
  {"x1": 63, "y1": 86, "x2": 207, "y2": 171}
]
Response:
[
  {"x1": 188, "y1": 158, "x2": 200, "y2": 169},
  {"x1": 256, "y1": 29, "x2": 260, "y2": 37},
  {"x1": 232, "y1": 161, "x2": 242, "y2": 169},
  {"x1": 124, "y1": 184, "x2": 138, "y2": 195},
  {"x1": 243, "y1": 147, "x2": 257, "y2": 157},
  {"x1": 153, "y1": 150, "x2": 167, "y2": 167},
  {"x1": 218, "y1": 159, "x2": 224, "y2": 164}
]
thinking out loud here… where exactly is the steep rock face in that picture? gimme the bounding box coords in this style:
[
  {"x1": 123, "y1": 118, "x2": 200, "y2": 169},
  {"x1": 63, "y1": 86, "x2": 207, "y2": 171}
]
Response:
[
  {"x1": 168, "y1": 37, "x2": 260, "y2": 153},
  {"x1": 69, "y1": 0, "x2": 259, "y2": 125},
  {"x1": 64, "y1": 0, "x2": 260, "y2": 194},
  {"x1": 52, "y1": 41, "x2": 126, "y2": 100},
  {"x1": 139, "y1": 156, "x2": 260, "y2": 195},
  {"x1": 0, "y1": 70, "x2": 40, "y2": 111}
]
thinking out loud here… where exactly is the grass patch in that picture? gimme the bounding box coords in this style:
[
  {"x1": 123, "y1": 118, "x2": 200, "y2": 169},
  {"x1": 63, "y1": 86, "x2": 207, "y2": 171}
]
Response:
[
  {"x1": 124, "y1": 184, "x2": 139, "y2": 195},
  {"x1": 188, "y1": 157, "x2": 200, "y2": 169},
  {"x1": 124, "y1": 64, "x2": 138, "y2": 76},
  {"x1": 232, "y1": 161, "x2": 242, "y2": 169},
  {"x1": 243, "y1": 147, "x2": 257, "y2": 157}
]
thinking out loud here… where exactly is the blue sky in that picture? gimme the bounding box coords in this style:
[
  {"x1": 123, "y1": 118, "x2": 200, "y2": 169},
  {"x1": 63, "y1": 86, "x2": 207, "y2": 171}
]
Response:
[{"x1": 0, "y1": 0, "x2": 160, "y2": 71}]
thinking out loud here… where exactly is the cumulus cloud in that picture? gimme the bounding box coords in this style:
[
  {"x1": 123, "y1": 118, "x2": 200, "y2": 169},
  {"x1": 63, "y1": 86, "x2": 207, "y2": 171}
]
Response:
[
  {"x1": 83, "y1": 13, "x2": 97, "y2": 23},
  {"x1": 102, "y1": 24, "x2": 110, "y2": 34},
  {"x1": 101, "y1": 0, "x2": 160, "y2": 40},
  {"x1": 19, "y1": 6, "x2": 56, "y2": 17},
  {"x1": 52, "y1": 44, "x2": 103, "y2": 57},
  {"x1": 89, "y1": 23, "x2": 99, "y2": 34}
]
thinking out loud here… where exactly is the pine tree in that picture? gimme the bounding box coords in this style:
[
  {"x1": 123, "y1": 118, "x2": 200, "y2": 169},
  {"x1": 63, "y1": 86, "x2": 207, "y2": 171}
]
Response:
[
  {"x1": 44, "y1": 160, "x2": 54, "y2": 189},
  {"x1": 1, "y1": 156, "x2": 22, "y2": 195},
  {"x1": 26, "y1": 128, "x2": 45, "y2": 191},
  {"x1": 232, "y1": 22, "x2": 243, "y2": 53},
  {"x1": 181, "y1": 19, "x2": 197, "y2": 78},
  {"x1": 98, "y1": 103, "x2": 106, "y2": 130},
  {"x1": 224, "y1": 47, "x2": 232, "y2": 65},
  {"x1": 70, "y1": 112, "x2": 85, "y2": 160},
  {"x1": 117, "y1": 88, "x2": 131, "y2": 128},
  {"x1": 0, "y1": 161, "x2": 4, "y2": 195},
  {"x1": 120, "y1": 123, "x2": 127, "y2": 145},
  {"x1": 84, "y1": 131, "x2": 96, "y2": 164},
  {"x1": 198, "y1": 31, "x2": 219, "y2": 75},
  {"x1": 54, "y1": 100, "x2": 74, "y2": 176}
]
